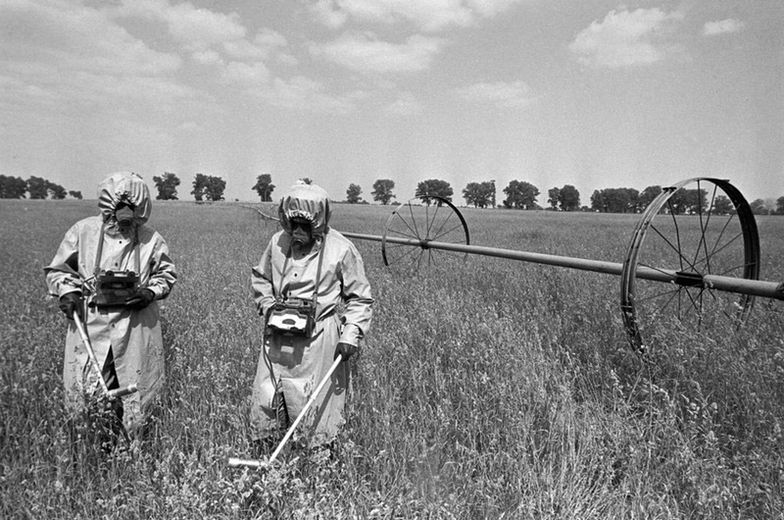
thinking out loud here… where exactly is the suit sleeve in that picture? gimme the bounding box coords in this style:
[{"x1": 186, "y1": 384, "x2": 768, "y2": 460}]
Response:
[
  {"x1": 44, "y1": 223, "x2": 83, "y2": 298},
  {"x1": 338, "y1": 242, "x2": 374, "y2": 346},
  {"x1": 146, "y1": 234, "x2": 177, "y2": 299},
  {"x1": 251, "y1": 239, "x2": 277, "y2": 317}
]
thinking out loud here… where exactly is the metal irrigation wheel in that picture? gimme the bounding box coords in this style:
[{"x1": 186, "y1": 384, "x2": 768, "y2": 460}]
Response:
[
  {"x1": 620, "y1": 177, "x2": 761, "y2": 351},
  {"x1": 381, "y1": 196, "x2": 470, "y2": 270}
]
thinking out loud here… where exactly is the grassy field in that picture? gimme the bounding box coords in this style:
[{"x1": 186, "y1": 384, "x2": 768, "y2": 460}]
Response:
[{"x1": 1, "y1": 199, "x2": 783, "y2": 519}]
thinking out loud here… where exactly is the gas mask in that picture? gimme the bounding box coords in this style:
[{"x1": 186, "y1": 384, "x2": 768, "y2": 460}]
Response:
[
  {"x1": 290, "y1": 219, "x2": 313, "y2": 248},
  {"x1": 114, "y1": 204, "x2": 135, "y2": 228}
]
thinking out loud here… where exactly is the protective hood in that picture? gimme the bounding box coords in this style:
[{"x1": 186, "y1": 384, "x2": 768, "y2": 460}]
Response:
[
  {"x1": 278, "y1": 182, "x2": 331, "y2": 238},
  {"x1": 97, "y1": 172, "x2": 152, "y2": 225}
]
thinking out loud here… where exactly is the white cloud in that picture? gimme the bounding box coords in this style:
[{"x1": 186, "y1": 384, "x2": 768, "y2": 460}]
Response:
[
  {"x1": 454, "y1": 80, "x2": 535, "y2": 108},
  {"x1": 312, "y1": 32, "x2": 446, "y2": 73},
  {"x1": 221, "y1": 28, "x2": 291, "y2": 61},
  {"x1": 221, "y1": 62, "x2": 270, "y2": 87},
  {"x1": 276, "y1": 52, "x2": 300, "y2": 67},
  {"x1": 569, "y1": 8, "x2": 684, "y2": 68},
  {"x1": 310, "y1": 0, "x2": 349, "y2": 30},
  {"x1": 178, "y1": 121, "x2": 200, "y2": 132},
  {"x1": 222, "y1": 39, "x2": 267, "y2": 60},
  {"x1": 384, "y1": 92, "x2": 423, "y2": 116},
  {"x1": 192, "y1": 49, "x2": 223, "y2": 65},
  {"x1": 113, "y1": 0, "x2": 246, "y2": 52},
  {"x1": 165, "y1": 4, "x2": 245, "y2": 50},
  {"x1": 254, "y1": 28, "x2": 289, "y2": 50},
  {"x1": 1, "y1": 0, "x2": 181, "y2": 76},
  {"x1": 0, "y1": 0, "x2": 193, "y2": 112},
  {"x1": 0, "y1": 74, "x2": 59, "y2": 112},
  {"x1": 106, "y1": 73, "x2": 198, "y2": 103},
  {"x1": 466, "y1": 0, "x2": 523, "y2": 18},
  {"x1": 703, "y1": 19, "x2": 745, "y2": 36},
  {"x1": 262, "y1": 76, "x2": 360, "y2": 113},
  {"x1": 310, "y1": 0, "x2": 523, "y2": 32},
  {"x1": 114, "y1": 0, "x2": 292, "y2": 67}
]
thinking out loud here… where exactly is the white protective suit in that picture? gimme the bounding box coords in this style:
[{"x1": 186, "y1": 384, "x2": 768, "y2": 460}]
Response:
[
  {"x1": 250, "y1": 183, "x2": 373, "y2": 447},
  {"x1": 45, "y1": 172, "x2": 177, "y2": 433}
]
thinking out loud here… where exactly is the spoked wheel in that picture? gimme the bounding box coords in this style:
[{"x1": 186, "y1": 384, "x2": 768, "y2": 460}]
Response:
[
  {"x1": 620, "y1": 177, "x2": 760, "y2": 352},
  {"x1": 381, "y1": 197, "x2": 470, "y2": 271}
]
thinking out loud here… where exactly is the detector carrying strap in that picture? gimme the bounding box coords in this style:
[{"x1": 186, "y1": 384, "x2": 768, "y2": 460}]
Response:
[
  {"x1": 90, "y1": 223, "x2": 142, "y2": 309},
  {"x1": 265, "y1": 237, "x2": 325, "y2": 337}
]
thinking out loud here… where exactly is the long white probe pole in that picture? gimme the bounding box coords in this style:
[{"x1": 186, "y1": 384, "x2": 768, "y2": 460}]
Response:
[
  {"x1": 73, "y1": 312, "x2": 138, "y2": 399},
  {"x1": 228, "y1": 355, "x2": 344, "y2": 468}
]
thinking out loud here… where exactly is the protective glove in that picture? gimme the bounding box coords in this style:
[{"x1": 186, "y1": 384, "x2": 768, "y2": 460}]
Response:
[
  {"x1": 335, "y1": 342, "x2": 358, "y2": 360},
  {"x1": 125, "y1": 289, "x2": 155, "y2": 310},
  {"x1": 58, "y1": 292, "x2": 83, "y2": 321}
]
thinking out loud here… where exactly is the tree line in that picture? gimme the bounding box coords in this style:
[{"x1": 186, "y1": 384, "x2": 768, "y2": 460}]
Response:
[
  {"x1": 0, "y1": 175, "x2": 82, "y2": 200},
  {"x1": 3, "y1": 171, "x2": 784, "y2": 215},
  {"x1": 360, "y1": 178, "x2": 784, "y2": 215},
  {"x1": 589, "y1": 186, "x2": 784, "y2": 215},
  {"x1": 0, "y1": 172, "x2": 231, "y2": 203}
]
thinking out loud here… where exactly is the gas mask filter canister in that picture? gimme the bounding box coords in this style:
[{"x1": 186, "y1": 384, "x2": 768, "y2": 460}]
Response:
[{"x1": 115, "y1": 205, "x2": 135, "y2": 226}]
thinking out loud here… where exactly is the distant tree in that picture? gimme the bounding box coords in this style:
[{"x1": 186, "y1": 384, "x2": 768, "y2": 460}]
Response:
[
  {"x1": 0, "y1": 175, "x2": 27, "y2": 198},
  {"x1": 192, "y1": 173, "x2": 208, "y2": 201},
  {"x1": 463, "y1": 181, "x2": 495, "y2": 208},
  {"x1": 463, "y1": 182, "x2": 481, "y2": 207},
  {"x1": 639, "y1": 185, "x2": 662, "y2": 210},
  {"x1": 27, "y1": 176, "x2": 49, "y2": 199},
  {"x1": 252, "y1": 174, "x2": 275, "y2": 202},
  {"x1": 547, "y1": 187, "x2": 560, "y2": 210},
  {"x1": 626, "y1": 188, "x2": 641, "y2": 212},
  {"x1": 416, "y1": 179, "x2": 453, "y2": 204},
  {"x1": 712, "y1": 195, "x2": 733, "y2": 215},
  {"x1": 776, "y1": 196, "x2": 784, "y2": 215},
  {"x1": 48, "y1": 182, "x2": 67, "y2": 200},
  {"x1": 299, "y1": 178, "x2": 313, "y2": 185},
  {"x1": 690, "y1": 188, "x2": 708, "y2": 214},
  {"x1": 371, "y1": 179, "x2": 396, "y2": 205},
  {"x1": 667, "y1": 189, "x2": 688, "y2": 214},
  {"x1": 559, "y1": 185, "x2": 580, "y2": 211},
  {"x1": 346, "y1": 183, "x2": 363, "y2": 204},
  {"x1": 617, "y1": 188, "x2": 638, "y2": 212},
  {"x1": 153, "y1": 172, "x2": 181, "y2": 200},
  {"x1": 590, "y1": 188, "x2": 638, "y2": 213},
  {"x1": 749, "y1": 198, "x2": 769, "y2": 215},
  {"x1": 590, "y1": 190, "x2": 606, "y2": 212},
  {"x1": 502, "y1": 180, "x2": 539, "y2": 209},
  {"x1": 461, "y1": 180, "x2": 496, "y2": 208},
  {"x1": 205, "y1": 176, "x2": 226, "y2": 201},
  {"x1": 68, "y1": 190, "x2": 83, "y2": 200},
  {"x1": 667, "y1": 188, "x2": 706, "y2": 215}
]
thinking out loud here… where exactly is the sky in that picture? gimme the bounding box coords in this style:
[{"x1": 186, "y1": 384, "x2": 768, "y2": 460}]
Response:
[{"x1": 1, "y1": 0, "x2": 782, "y2": 205}]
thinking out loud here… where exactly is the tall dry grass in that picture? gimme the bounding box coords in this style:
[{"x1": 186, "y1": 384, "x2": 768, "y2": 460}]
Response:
[{"x1": 1, "y1": 199, "x2": 782, "y2": 519}]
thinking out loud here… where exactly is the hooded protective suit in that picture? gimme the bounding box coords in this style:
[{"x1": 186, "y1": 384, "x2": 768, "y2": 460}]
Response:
[
  {"x1": 45, "y1": 172, "x2": 177, "y2": 433},
  {"x1": 250, "y1": 183, "x2": 373, "y2": 446}
]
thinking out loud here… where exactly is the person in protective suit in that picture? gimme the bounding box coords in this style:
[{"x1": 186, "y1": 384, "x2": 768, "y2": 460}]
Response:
[
  {"x1": 45, "y1": 172, "x2": 177, "y2": 439},
  {"x1": 250, "y1": 182, "x2": 373, "y2": 453}
]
